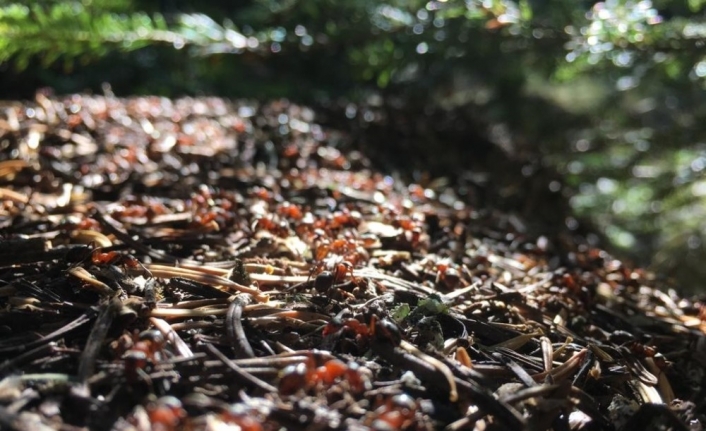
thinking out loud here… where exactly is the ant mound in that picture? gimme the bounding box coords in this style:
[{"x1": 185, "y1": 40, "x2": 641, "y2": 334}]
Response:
[{"x1": 0, "y1": 94, "x2": 704, "y2": 431}]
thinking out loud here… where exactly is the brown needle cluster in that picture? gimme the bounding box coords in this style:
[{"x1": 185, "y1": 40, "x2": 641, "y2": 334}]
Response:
[{"x1": 0, "y1": 93, "x2": 705, "y2": 431}]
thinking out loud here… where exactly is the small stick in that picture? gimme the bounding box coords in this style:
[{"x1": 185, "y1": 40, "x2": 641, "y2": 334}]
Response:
[
  {"x1": 144, "y1": 264, "x2": 268, "y2": 302},
  {"x1": 0, "y1": 309, "x2": 97, "y2": 354},
  {"x1": 91, "y1": 208, "x2": 178, "y2": 263},
  {"x1": 226, "y1": 295, "x2": 255, "y2": 359},
  {"x1": 448, "y1": 376, "x2": 525, "y2": 430},
  {"x1": 540, "y1": 336, "x2": 554, "y2": 374},
  {"x1": 247, "y1": 316, "x2": 321, "y2": 332},
  {"x1": 264, "y1": 310, "x2": 331, "y2": 321},
  {"x1": 150, "y1": 317, "x2": 194, "y2": 358},
  {"x1": 247, "y1": 273, "x2": 309, "y2": 285},
  {"x1": 160, "y1": 298, "x2": 230, "y2": 309},
  {"x1": 70, "y1": 229, "x2": 113, "y2": 247},
  {"x1": 0, "y1": 342, "x2": 56, "y2": 373},
  {"x1": 532, "y1": 349, "x2": 587, "y2": 382},
  {"x1": 0, "y1": 187, "x2": 29, "y2": 203},
  {"x1": 353, "y1": 269, "x2": 437, "y2": 296},
  {"x1": 150, "y1": 308, "x2": 228, "y2": 318},
  {"x1": 399, "y1": 340, "x2": 458, "y2": 402},
  {"x1": 0, "y1": 159, "x2": 29, "y2": 177},
  {"x1": 494, "y1": 353, "x2": 538, "y2": 388},
  {"x1": 204, "y1": 344, "x2": 277, "y2": 393},
  {"x1": 441, "y1": 280, "x2": 482, "y2": 302},
  {"x1": 371, "y1": 337, "x2": 458, "y2": 402},
  {"x1": 501, "y1": 383, "x2": 562, "y2": 404},
  {"x1": 491, "y1": 331, "x2": 542, "y2": 351},
  {"x1": 78, "y1": 298, "x2": 119, "y2": 382},
  {"x1": 67, "y1": 267, "x2": 115, "y2": 296},
  {"x1": 211, "y1": 351, "x2": 334, "y2": 367},
  {"x1": 178, "y1": 262, "x2": 229, "y2": 276}
]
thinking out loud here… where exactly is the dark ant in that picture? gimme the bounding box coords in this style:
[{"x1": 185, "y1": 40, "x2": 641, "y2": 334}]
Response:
[{"x1": 314, "y1": 271, "x2": 335, "y2": 293}]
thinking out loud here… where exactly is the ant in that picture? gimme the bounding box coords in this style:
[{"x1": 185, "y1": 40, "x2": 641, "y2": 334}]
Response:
[
  {"x1": 91, "y1": 248, "x2": 140, "y2": 267},
  {"x1": 114, "y1": 329, "x2": 167, "y2": 383},
  {"x1": 126, "y1": 396, "x2": 186, "y2": 431},
  {"x1": 626, "y1": 341, "x2": 669, "y2": 370},
  {"x1": 367, "y1": 393, "x2": 418, "y2": 431},
  {"x1": 64, "y1": 243, "x2": 151, "y2": 293},
  {"x1": 322, "y1": 315, "x2": 403, "y2": 353},
  {"x1": 88, "y1": 244, "x2": 152, "y2": 278},
  {"x1": 278, "y1": 355, "x2": 371, "y2": 396},
  {"x1": 219, "y1": 405, "x2": 263, "y2": 431},
  {"x1": 66, "y1": 242, "x2": 148, "y2": 273}
]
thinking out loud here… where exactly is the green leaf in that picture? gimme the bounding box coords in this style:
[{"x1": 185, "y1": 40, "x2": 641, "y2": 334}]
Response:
[
  {"x1": 416, "y1": 295, "x2": 448, "y2": 315},
  {"x1": 407, "y1": 294, "x2": 449, "y2": 324},
  {"x1": 519, "y1": 0, "x2": 532, "y2": 22},
  {"x1": 688, "y1": 0, "x2": 706, "y2": 12},
  {"x1": 391, "y1": 303, "x2": 411, "y2": 323}
]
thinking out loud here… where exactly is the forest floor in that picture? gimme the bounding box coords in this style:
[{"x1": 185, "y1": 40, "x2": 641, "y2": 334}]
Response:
[{"x1": 0, "y1": 94, "x2": 705, "y2": 431}]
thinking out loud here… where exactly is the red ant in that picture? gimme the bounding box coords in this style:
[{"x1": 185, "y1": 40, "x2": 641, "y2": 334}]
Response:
[
  {"x1": 626, "y1": 341, "x2": 669, "y2": 370},
  {"x1": 367, "y1": 394, "x2": 418, "y2": 430},
  {"x1": 277, "y1": 202, "x2": 303, "y2": 220},
  {"x1": 219, "y1": 405, "x2": 263, "y2": 431},
  {"x1": 76, "y1": 217, "x2": 100, "y2": 230},
  {"x1": 322, "y1": 315, "x2": 402, "y2": 353},
  {"x1": 387, "y1": 213, "x2": 423, "y2": 248},
  {"x1": 329, "y1": 210, "x2": 362, "y2": 229},
  {"x1": 278, "y1": 356, "x2": 370, "y2": 396},
  {"x1": 115, "y1": 329, "x2": 167, "y2": 383},
  {"x1": 436, "y1": 261, "x2": 461, "y2": 290},
  {"x1": 626, "y1": 341, "x2": 657, "y2": 358},
  {"x1": 89, "y1": 246, "x2": 152, "y2": 277},
  {"x1": 323, "y1": 317, "x2": 371, "y2": 338},
  {"x1": 251, "y1": 186, "x2": 273, "y2": 201},
  {"x1": 134, "y1": 396, "x2": 186, "y2": 431},
  {"x1": 252, "y1": 214, "x2": 290, "y2": 237},
  {"x1": 323, "y1": 315, "x2": 400, "y2": 340},
  {"x1": 91, "y1": 249, "x2": 140, "y2": 267},
  {"x1": 308, "y1": 235, "x2": 367, "y2": 287}
]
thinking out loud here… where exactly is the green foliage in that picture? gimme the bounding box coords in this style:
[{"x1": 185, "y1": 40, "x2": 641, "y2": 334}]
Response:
[
  {"x1": 0, "y1": 0, "x2": 263, "y2": 72},
  {"x1": 0, "y1": 1, "x2": 156, "y2": 69},
  {"x1": 391, "y1": 303, "x2": 411, "y2": 323}
]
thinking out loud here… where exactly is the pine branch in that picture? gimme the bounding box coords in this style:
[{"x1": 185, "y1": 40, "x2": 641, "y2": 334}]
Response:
[{"x1": 0, "y1": 2, "x2": 257, "y2": 70}]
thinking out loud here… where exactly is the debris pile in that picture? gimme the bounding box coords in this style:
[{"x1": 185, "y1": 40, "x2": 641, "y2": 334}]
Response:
[{"x1": 0, "y1": 94, "x2": 705, "y2": 430}]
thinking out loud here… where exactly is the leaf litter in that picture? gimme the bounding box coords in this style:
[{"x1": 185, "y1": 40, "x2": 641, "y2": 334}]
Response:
[{"x1": 0, "y1": 93, "x2": 705, "y2": 430}]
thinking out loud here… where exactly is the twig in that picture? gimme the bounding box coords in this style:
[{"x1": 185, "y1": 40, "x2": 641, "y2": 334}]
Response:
[
  {"x1": 78, "y1": 298, "x2": 120, "y2": 382},
  {"x1": 144, "y1": 264, "x2": 269, "y2": 302},
  {"x1": 150, "y1": 317, "x2": 194, "y2": 358},
  {"x1": 226, "y1": 295, "x2": 255, "y2": 359},
  {"x1": 204, "y1": 344, "x2": 277, "y2": 393},
  {"x1": 0, "y1": 309, "x2": 97, "y2": 354}
]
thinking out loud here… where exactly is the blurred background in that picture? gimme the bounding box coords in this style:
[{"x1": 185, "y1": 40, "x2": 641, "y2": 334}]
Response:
[{"x1": 1, "y1": 0, "x2": 706, "y2": 292}]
